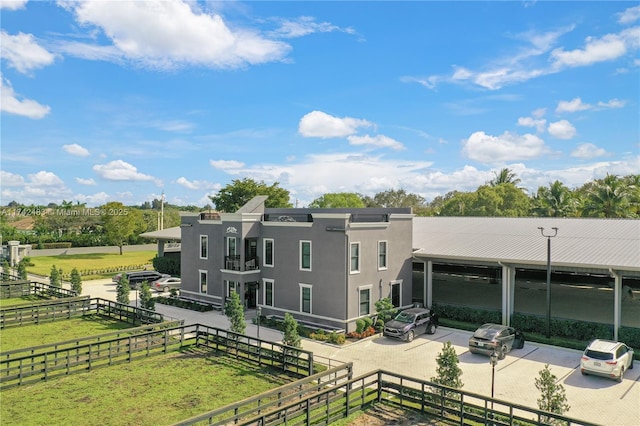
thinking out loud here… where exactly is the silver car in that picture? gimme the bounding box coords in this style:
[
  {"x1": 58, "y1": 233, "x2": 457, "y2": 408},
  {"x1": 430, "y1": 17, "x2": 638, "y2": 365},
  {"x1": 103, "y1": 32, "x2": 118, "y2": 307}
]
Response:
[
  {"x1": 151, "y1": 276, "x2": 181, "y2": 293},
  {"x1": 580, "y1": 339, "x2": 634, "y2": 382}
]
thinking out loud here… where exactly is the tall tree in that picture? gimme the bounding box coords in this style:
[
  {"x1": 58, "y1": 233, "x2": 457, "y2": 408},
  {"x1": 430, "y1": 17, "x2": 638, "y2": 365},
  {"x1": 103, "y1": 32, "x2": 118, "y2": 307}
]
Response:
[
  {"x1": 489, "y1": 168, "x2": 522, "y2": 187},
  {"x1": 532, "y1": 181, "x2": 578, "y2": 217},
  {"x1": 17, "y1": 257, "x2": 32, "y2": 280},
  {"x1": 101, "y1": 202, "x2": 142, "y2": 255},
  {"x1": 282, "y1": 313, "x2": 301, "y2": 349},
  {"x1": 224, "y1": 291, "x2": 246, "y2": 335},
  {"x1": 49, "y1": 264, "x2": 60, "y2": 287},
  {"x1": 209, "y1": 178, "x2": 292, "y2": 212},
  {"x1": 116, "y1": 274, "x2": 131, "y2": 305},
  {"x1": 309, "y1": 192, "x2": 365, "y2": 208},
  {"x1": 363, "y1": 189, "x2": 426, "y2": 209},
  {"x1": 430, "y1": 341, "x2": 463, "y2": 390},
  {"x1": 580, "y1": 174, "x2": 633, "y2": 218},
  {"x1": 70, "y1": 267, "x2": 82, "y2": 295},
  {"x1": 139, "y1": 281, "x2": 155, "y2": 311},
  {"x1": 535, "y1": 364, "x2": 570, "y2": 422}
]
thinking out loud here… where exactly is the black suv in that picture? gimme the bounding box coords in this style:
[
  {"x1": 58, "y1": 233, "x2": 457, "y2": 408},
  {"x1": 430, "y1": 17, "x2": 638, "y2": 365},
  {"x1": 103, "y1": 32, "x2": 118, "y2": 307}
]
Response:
[
  {"x1": 383, "y1": 307, "x2": 438, "y2": 342},
  {"x1": 112, "y1": 271, "x2": 169, "y2": 289}
]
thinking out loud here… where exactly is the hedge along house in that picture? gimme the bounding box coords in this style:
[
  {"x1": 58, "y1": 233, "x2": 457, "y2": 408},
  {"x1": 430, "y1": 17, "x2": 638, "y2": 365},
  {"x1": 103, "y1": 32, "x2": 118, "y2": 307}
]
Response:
[
  {"x1": 179, "y1": 197, "x2": 414, "y2": 332},
  {"x1": 411, "y1": 217, "x2": 640, "y2": 341}
]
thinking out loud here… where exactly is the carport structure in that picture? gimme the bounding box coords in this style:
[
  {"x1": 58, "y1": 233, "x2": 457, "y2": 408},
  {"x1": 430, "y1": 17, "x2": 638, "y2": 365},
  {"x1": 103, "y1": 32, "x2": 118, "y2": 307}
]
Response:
[{"x1": 412, "y1": 217, "x2": 640, "y2": 340}]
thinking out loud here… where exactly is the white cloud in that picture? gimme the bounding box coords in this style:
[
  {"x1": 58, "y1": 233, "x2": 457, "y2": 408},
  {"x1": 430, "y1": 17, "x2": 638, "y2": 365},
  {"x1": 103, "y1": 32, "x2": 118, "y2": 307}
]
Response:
[
  {"x1": 75, "y1": 177, "x2": 96, "y2": 185},
  {"x1": 597, "y1": 98, "x2": 625, "y2": 109},
  {"x1": 58, "y1": 0, "x2": 291, "y2": 70},
  {"x1": 176, "y1": 176, "x2": 214, "y2": 190},
  {"x1": 462, "y1": 131, "x2": 550, "y2": 164},
  {"x1": 298, "y1": 110, "x2": 373, "y2": 138},
  {"x1": 556, "y1": 97, "x2": 591, "y2": 113},
  {"x1": 346, "y1": 134, "x2": 405, "y2": 150},
  {"x1": 550, "y1": 27, "x2": 638, "y2": 68},
  {"x1": 0, "y1": 0, "x2": 28, "y2": 11},
  {"x1": 269, "y1": 16, "x2": 355, "y2": 39},
  {"x1": 92, "y1": 160, "x2": 155, "y2": 181},
  {"x1": 209, "y1": 160, "x2": 245, "y2": 170},
  {"x1": 406, "y1": 22, "x2": 640, "y2": 91},
  {"x1": 517, "y1": 116, "x2": 547, "y2": 133},
  {"x1": 547, "y1": 120, "x2": 577, "y2": 139},
  {"x1": 0, "y1": 171, "x2": 25, "y2": 186},
  {"x1": 63, "y1": 143, "x2": 90, "y2": 157},
  {"x1": 0, "y1": 77, "x2": 51, "y2": 119},
  {"x1": 571, "y1": 143, "x2": 608, "y2": 159},
  {"x1": 28, "y1": 171, "x2": 64, "y2": 186},
  {"x1": 1, "y1": 31, "x2": 56, "y2": 74},
  {"x1": 618, "y1": 5, "x2": 640, "y2": 25}
]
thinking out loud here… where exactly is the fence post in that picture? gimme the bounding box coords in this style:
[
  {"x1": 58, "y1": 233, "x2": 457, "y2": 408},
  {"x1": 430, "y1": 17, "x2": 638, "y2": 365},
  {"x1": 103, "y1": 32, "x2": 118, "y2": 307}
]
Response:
[{"x1": 377, "y1": 371, "x2": 382, "y2": 402}]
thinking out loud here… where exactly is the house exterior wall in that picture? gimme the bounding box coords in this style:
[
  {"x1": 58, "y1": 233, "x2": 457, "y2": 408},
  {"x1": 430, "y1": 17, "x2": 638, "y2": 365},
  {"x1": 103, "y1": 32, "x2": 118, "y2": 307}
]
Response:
[{"x1": 180, "y1": 204, "x2": 413, "y2": 332}]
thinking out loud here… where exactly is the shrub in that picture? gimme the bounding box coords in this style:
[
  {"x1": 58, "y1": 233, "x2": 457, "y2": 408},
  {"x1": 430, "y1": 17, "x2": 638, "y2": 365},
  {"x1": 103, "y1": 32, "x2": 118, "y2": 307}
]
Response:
[
  {"x1": 375, "y1": 319, "x2": 385, "y2": 332},
  {"x1": 328, "y1": 331, "x2": 346, "y2": 345},
  {"x1": 362, "y1": 317, "x2": 373, "y2": 330},
  {"x1": 152, "y1": 256, "x2": 180, "y2": 276},
  {"x1": 355, "y1": 319, "x2": 365, "y2": 334}
]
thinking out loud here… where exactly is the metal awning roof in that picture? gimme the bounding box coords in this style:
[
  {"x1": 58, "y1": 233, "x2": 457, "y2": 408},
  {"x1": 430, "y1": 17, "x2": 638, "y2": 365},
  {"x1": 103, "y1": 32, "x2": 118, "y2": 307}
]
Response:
[
  {"x1": 412, "y1": 217, "x2": 640, "y2": 274},
  {"x1": 139, "y1": 226, "x2": 181, "y2": 241}
]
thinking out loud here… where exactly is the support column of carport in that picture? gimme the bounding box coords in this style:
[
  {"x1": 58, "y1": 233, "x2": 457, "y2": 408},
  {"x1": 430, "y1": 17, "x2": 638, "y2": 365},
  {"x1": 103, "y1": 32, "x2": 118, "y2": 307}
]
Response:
[
  {"x1": 500, "y1": 263, "x2": 515, "y2": 326},
  {"x1": 611, "y1": 269, "x2": 621, "y2": 341},
  {"x1": 425, "y1": 260, "x2": 432, "y2": 309}
]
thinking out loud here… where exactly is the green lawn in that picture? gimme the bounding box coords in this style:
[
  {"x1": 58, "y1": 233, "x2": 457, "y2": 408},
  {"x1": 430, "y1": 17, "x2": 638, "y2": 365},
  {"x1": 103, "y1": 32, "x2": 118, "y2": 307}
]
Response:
[
  {"x1": 1, "y1": 348, "x2": 296, "y2": 426},
  {"x1": 27, "y1": 251, "x2": 157, "y2": 280},
  {"x1": 0, "y1": 295, "x2": 47, "y2": 307},
  {"x1": 0, "y1": 315, "x2": 135, "y2": 352}
]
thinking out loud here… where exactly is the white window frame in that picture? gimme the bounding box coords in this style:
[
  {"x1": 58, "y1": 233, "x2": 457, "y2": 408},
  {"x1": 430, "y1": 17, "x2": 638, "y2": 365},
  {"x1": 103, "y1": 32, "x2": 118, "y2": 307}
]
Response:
[
  {"x1": 350, "y1": 242, "x2": 360, "y2": 274},
  {"x1": 263, "y1": 238, "x2": 274, "y2": 267},
  {"x1": 378, "y1": 240, "x2": 388, "y2": 270},
  {"x1": 299, "y1": 240, "x2": 312, "y2": 271},
  {"x1": 200, "y1": 235, "x2": 208, "y2": 259},
  {"x1": 226, "y1": 236, "x2": 237, "y2": 256},
  {"x1": 299, "y1": 283, "x2": 312, "y2": 314},
  {"x1": 199, "y1": 270, "x2": 208, "y2": 294},
  {"x1": 358, "y1": 285, "x2": 372, "y2": 316},
  {"x1": 263, "y1": 278, "x2": 274, "y2": 307}
]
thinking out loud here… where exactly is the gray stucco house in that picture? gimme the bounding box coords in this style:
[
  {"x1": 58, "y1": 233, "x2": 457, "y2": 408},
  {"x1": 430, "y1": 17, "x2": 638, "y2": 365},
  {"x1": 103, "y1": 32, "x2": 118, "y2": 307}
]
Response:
[{"x1": 179, "y1": 196, "x2": 414, "y2": 332}]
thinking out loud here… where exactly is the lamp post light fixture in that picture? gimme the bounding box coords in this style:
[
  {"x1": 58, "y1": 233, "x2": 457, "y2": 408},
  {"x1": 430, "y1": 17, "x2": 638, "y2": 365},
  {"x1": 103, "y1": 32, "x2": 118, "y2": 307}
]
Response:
[
  {"x1": 256, "y1": 306, "x2": 262, "y2": 339},
  {"x1": 538, "y1": 227, "x2": 558, "y2": 339},
  {"x1": 489, "y1": 350, "x2": 499, "y2": 418}
]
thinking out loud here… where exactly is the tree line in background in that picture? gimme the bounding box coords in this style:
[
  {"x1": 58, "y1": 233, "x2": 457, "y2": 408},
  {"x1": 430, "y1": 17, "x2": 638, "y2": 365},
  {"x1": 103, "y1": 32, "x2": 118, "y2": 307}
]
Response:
[{"x1": 1, "y1": 170, "x2": 638, "y2": 250}]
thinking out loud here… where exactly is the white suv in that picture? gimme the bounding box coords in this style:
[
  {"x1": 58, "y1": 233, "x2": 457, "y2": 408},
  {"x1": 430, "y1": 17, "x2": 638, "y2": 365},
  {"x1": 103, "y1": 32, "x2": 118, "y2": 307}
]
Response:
[{"x1": 580, "y1": 339, "x2": 634, "y2": 382}]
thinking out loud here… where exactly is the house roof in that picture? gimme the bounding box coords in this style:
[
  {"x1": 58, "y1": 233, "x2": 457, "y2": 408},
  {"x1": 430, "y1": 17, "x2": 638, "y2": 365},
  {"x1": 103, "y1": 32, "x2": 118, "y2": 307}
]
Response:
[
  {"x1": 139, "y1": 226, "x2": 181, "y2": 241},
  {"x1": 412, "y1": 217, "x2": 640, "y2": 275}
]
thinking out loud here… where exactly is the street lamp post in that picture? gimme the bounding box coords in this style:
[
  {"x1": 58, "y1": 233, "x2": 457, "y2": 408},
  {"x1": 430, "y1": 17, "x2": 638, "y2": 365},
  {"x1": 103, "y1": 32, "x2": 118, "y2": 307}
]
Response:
[
  {"x1": 538, "y1": 227, "x2": 558, "y2": 339},
  {"x1": 489, "y1": 350, "x2": 498, "y2": 420},
  {"x1": 256, "y1": 306, "x2": 262, "y2": 339}
]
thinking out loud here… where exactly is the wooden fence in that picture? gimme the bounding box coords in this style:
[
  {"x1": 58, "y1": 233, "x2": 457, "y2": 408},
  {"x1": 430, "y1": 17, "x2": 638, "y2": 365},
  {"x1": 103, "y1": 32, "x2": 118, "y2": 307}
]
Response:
[
  {"x1": 174, "y1": 369, "x2": 601, "y2": 426},
  {"x1": 0, "y1": 280, "x2": 78, "y2": 299},
  {"x1": 0, "y1": 297, "x2": 166, "y2": 329},
  {"x1": 0, "y1": 323, "x2": 328, "y2": 391}
]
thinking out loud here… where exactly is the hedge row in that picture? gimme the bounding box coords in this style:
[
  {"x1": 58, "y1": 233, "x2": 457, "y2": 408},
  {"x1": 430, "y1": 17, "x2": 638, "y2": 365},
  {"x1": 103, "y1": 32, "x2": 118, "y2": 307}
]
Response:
[
  {"x1": 40, "y1": 242, "x2": 73, "y2": 249},
  {"x1": 154, "y1": 296, "x2": 216, "y2": 312},
  {"x1": 433, "y1": 303, "x2": 640, "y2": 353},
  {"x1": 152, "y1": 256, "x2": 180, "y2": 276},
  {"x1": 60, "y1": 264, "x2": 148, "y2": 279}
]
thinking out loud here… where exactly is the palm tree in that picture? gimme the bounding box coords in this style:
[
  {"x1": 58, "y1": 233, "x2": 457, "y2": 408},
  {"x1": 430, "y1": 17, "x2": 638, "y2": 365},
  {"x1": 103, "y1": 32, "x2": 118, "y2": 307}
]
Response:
[
  {"x1": 489, "y1": 168, "x2": 522, "y2": 187},
  {"x1": 580, "y1": 174, "x2": 633, "y2": 218},
  {"x1": 532, "y1": 181, "x2": 578, "y2": 217}
]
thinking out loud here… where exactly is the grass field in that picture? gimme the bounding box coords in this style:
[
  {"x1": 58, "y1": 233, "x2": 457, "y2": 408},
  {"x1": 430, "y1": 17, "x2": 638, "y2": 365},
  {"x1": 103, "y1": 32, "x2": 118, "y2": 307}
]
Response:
[
  {"x1": 0, "y1": 348, "x2": 296, "y2": 426},
  {"x1": 0, "y1": 295, "x2": 46, "y2": 308},
  {"x1": 27, "y1": 251, "x2": 157, "y2": 280},
  {"x1": 0, "y1": 315, "x2": 135, "y2": 351}
]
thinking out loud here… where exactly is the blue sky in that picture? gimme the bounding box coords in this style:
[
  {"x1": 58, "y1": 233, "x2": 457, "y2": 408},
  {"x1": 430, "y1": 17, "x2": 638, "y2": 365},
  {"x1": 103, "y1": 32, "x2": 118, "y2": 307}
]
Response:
[{"x1": 1, "y1": 1, "x2": 639, "y2": 208}]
